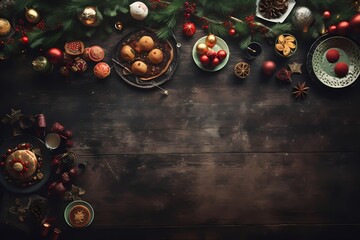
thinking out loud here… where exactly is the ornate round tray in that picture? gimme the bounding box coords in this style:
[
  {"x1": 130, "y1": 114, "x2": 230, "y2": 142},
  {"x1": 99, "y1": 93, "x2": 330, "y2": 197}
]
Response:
[
  {"x1": 307, "y1": 35, "x2": 360, "y2": 88},
  {"x1": 192, "y1": 36, "x2": 230, "y2": 72},
  {"x1": 112, "y1": 28, "x2": 179, "y2": 89},
  {"x1": 0, "y1": 135, "x2": 51, "y2": 194}
]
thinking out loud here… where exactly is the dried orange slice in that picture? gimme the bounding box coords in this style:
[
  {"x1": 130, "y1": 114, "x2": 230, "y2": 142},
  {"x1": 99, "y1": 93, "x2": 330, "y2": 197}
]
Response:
[{"x1": 234, "y1": 61, "x2": 250, "y2": 79}]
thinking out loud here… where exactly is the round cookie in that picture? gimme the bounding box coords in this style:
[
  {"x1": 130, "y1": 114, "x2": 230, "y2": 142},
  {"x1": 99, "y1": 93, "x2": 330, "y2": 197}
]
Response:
[
  {"x1": 138, "y1": 36, "x2": 154, "y2": 51},
  {"x1": 120, "y1": 45, "x2": 135, "y2": 62},
  {"x1": 148, "y1": 49, "x2": 163, "y2": 64},
  {"x1": 131, "y1": 61, "x2": 148, "y2": 76}
]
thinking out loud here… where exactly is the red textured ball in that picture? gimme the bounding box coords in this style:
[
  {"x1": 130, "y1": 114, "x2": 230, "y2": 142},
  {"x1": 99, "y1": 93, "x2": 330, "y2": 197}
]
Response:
[
  {"x1": 228, "y1": 28, "x2": 236, "y2": 36},
  {"x1": 337, "y1": 21, "x2": 350, "y2": 35},
  {"x1": 200, "y1": 54, "x2": 210, "y2": 66},
  {"x1": 21, "y1": 36, "x2": 29, "y2": 44},
  {"x1": 47, "y1": 48, "x2": 64, "y2": 64},
  {"x1": 211, "y1": 57, "x2": 220, "y2": 67},
  {"x1": 350, "y1": 13, "x2": 360, "y2": 33},
  {"x1": 326, "y1": 49, "x2": 340, "y2": 63},
  {"x1": 182, "y1": 22, "x2": 196, "y2": 37},
  {"x1": 323, "y1": 11, "x2": 331, "y2": 19},
  {"x1": 328, "y1": 25, "x2": 337, "y2": 34},
  {"x1": 262, "y1": 60, "x2": 277, "y2": 76},
  {"x1": 206, "y1": 48, "x2": 217, "y2": 59},
  {"x1": 334, "y1": 62, "x2": 349, "y2": 77},
  {"x1": 217, "y1": 50, "x2": 227, "y2": 61}
]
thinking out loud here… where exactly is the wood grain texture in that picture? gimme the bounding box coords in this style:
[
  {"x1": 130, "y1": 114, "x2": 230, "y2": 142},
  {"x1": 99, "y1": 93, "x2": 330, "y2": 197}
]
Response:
[{"x1": 0, "y1": 27, "x2": 360, "y2": 239}]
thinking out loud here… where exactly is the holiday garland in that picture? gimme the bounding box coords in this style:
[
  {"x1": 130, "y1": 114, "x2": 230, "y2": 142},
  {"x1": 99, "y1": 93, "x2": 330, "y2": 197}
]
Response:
[{"x1": 0, "y1": 0, "x2": 358, "y2": 60}]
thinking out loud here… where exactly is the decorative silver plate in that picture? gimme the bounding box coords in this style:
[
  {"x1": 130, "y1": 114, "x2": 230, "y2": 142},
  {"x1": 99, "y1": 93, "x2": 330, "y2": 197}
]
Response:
[{"x1": 308, "y1": 36, "x2": 360, "y2": 89}]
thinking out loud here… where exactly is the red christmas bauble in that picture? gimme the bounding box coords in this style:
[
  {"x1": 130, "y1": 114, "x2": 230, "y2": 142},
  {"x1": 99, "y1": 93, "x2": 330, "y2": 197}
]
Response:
[
  {"x1": 228, "y1": 28, "x2": 236, "y2": 36},
  {"x1": 334, "y1": 62, "x2": 349, "y2": 77},
  {"x1": 211, "y1": 57, "x2": 220, "y2": 67},
  {"x1": 350, "y1": 13, "x2": 360, "y2": 33},
  {"x1": 21, "y1": 36, "x2": 29, "y2": 44},
  {"x1": 328, "y1": 25, "x2": 337, "y2": 34},
  {"x1": 200, "y1": 54, "x2": 210, "y2": 66},
  {"x1": 326, "y1": 49, "x2": 340, "y2": 63},
  {"x1": 262, "y1": 60, "x2": 276, "y2": 76},
  {"x1": 206, "y1": 48, "x2": 217, "y2": 59},
  {"x1": 182, "y1": 22, "x2": 196, "y2": 37},
  {"x1": 217, "y1": 50, "x2": 227, "y2": 61},
  {"x1": 337, "y1": 21, "x2": 350, "y2": 35},
  {"x1": 47, "y1": 48, "x2": 64, "y2": 64},
  {"x1": 323, "y1": 11, "x2": 331, "y2": 19}
]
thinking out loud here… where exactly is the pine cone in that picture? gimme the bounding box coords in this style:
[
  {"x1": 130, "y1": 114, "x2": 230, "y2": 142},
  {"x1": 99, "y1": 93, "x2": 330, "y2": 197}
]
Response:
[{"x1": 258, "y1": 0, "x2": 289, "y2": 19}]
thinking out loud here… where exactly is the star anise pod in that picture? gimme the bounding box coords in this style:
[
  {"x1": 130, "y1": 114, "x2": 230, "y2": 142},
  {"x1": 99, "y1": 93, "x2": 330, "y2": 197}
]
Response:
[{"x1": 292, "y1": 82, "x2": 309, "y2": 99}]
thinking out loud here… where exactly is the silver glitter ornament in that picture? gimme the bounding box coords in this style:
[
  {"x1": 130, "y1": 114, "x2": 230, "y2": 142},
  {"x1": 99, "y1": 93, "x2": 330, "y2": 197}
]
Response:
[{"x1": 292, "y1": 6, "x2": 314, "y2": 32}]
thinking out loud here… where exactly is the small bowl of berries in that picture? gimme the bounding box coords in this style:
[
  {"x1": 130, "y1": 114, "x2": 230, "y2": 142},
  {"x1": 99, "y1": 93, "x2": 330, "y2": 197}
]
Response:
[{"x1": 192, "y1": 34, "x2": 230, "y2": 72}]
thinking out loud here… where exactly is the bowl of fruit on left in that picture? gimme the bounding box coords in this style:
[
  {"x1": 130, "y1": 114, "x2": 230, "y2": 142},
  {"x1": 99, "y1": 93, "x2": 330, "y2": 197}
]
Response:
[{"x1": 192, "y1": 36, "x2": 230, "y2": 72}]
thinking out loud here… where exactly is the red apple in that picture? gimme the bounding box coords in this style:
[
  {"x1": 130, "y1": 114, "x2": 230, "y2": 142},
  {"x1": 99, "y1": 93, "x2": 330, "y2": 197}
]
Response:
[
  {"x1": 200, "y1": 54, "x2": 210, "y2": 66},
  {"x1": 217, "y1": 50, "x2": 227, "y2": 61},
  {"x1": 211, "y1": 57, "x2": 220, "y2": 67},
  {"x1": 206, "y1": 48, "x2": 217, "y2": 59}
]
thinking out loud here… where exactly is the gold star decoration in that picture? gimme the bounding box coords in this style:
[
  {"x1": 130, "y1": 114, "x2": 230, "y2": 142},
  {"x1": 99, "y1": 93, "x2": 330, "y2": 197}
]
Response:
[
  {"x1": 1, "y1": 108, "x2": 22, "y2": 125},
  {"x1": 288, "y1": 62, "x2": 303, "y2": 74},
  {"x1": 292, "y1": 82, "x2": 309, "y2": 99}
]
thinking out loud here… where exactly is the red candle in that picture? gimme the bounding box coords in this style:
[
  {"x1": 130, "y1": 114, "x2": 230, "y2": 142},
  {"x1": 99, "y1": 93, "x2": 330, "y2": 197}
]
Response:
[{"x1": 41, "y1": 222, "x2": 51, "y2": 237}]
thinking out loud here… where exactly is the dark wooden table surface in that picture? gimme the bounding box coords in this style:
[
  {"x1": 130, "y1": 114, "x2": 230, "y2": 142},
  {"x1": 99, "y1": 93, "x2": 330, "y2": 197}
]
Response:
[{"x1": 0, "y1": 26, "x2": 360, "y2": 240}]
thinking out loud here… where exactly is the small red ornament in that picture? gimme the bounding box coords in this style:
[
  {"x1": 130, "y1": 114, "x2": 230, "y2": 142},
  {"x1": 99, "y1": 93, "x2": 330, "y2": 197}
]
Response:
[
  {"x1": 66, "y1": 140, "x2": 74, "y2": 148},
  {"x1": 337, "y1": 21, "x2": 350, "y2": 35},
  {"x1": 217, "y1": 50, "x2": 227, "y2": 61},
  {"x1": 21, "y1": 36, "x2": 29, "y2": 44},
  {"x1": 334, "y1": 62, "x2": 349, "y2": 77},
  {"x1": 64, "y1": 129, "x2": 73, "y2": 139},
  {"x1": 69, "y1": 167, "x2": 78, "y2": 177},
  {"x1": 326, "y1": 49, "x2": 340, "y2": 63},
  {"x1": 328, "y1": 25, "x2": 337, "y2": 34},
  {"x1": 228, "y1": 28, "x2": 236, "y2": 36},
  {"x1": 262, "y1": 60, "x2": 277, "y2": 76},
  {"x1": 206, "y1": 48, "x2": 217, "y2": 59},
  {"x1": 182, "y1": 22, "x2": 196, "y2": 37},
  {"x1": 350, "y1": 13, "x2": 360, "y2": 33},
  {"x1": 276, "y1": 68, "x2": 292, "y2": 82},
  {"x1": 47, "y1": 48, "x2": 64, "y2": 64},
  {"x1": 211, "y1": 57, "x2": 220, "y2": 67},
  {"x1": 200, "y1": 54, "x2": 210, "y2": 66},
  {"x1": 323, "y1": 11, "x2": 331, "y2": 19}
]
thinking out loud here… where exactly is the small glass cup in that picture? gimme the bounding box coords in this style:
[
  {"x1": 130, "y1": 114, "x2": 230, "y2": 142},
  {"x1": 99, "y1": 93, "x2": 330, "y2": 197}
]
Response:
[{"x1": 244, "y1": 42, "x2": 262, "y2": 59}]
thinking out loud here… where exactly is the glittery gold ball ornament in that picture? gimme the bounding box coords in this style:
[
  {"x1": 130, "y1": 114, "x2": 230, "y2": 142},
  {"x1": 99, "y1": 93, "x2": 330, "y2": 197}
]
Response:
[
  {"x1": 196, "y1": 43, "x2": 208, "y2": 55},
  {"x1": 292, "y1": 6, "x2": 314, "y2": 32},
  {"x1": 78, "y1": 6, "x2": 101, "y2": 27},
  {"x1": 0, "y1": 18, "x2": 11, "y2": 37},
  {"x1": 25, "y1": 8, "x2": 41, "y2": 24},
  {"x1": 205, "y1": 34, "x2": 217, "y2": 48}
]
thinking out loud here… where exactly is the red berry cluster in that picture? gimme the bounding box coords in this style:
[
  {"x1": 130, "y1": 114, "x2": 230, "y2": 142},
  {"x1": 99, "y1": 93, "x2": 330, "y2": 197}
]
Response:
[
  {"x1": 245, "y1": 15, "x2": 268, "y2": 34},
  {"x1": 201, "y1": 19, "x2": 209, "y2": 30},
  {"x1": 223, "y1": 20, "x2": 236, "y2": 36},
  {"x1": 35, "y1": 19, "x2": 46, "y2": 30},
  {"x1": 183, "y1": 1, "x2": 196, "y2": 19}
]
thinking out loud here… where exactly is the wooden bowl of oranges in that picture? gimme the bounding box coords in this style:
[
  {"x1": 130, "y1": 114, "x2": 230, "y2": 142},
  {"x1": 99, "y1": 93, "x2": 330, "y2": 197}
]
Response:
[{"x1": 275, "y1": 33, "x2": 297, "y2": 57}]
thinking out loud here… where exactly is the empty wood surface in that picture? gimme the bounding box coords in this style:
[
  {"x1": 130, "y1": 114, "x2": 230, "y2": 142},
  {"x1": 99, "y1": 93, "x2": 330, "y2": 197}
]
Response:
[{"x1": 0, "y1": 27, "x2": 359, "y2": 239}]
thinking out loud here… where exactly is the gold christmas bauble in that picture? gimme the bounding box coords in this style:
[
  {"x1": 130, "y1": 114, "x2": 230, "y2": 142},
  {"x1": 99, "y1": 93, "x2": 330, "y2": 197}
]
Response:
[
  {"x1": 205, "y1": 34, "x2": 217, "y2": 48},
  {"x1": 0, "y1": 18, "x2": 11, "y2": 37},
  {"x1": 25, "y1": 8, "x2": 41, "y2": 24},
  {"x1": 78, "y1": 6, "x2": 100, "y2": 26},
  {"x1": 196, "y1": 43, "x2": 208, "y2": 55}
]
